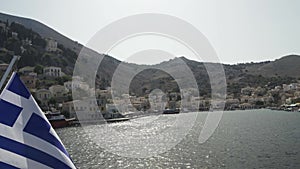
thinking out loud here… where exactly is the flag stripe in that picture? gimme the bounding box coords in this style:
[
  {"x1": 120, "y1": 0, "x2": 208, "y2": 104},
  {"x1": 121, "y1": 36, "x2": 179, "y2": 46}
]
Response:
[
  {"x1": 0, "y1": 89, "x2": 25, "y2": 109},
  {"x1": 0, "y1": 99, "x2": 23, "y2": 127},
  {"x1": 7, "y1": 73, "x2": 30, "y2": 99},
  {"x1": 0, "y1": 147, "x2": 53, "y2": 169},
  {"x1": 0, "y1": 135, "x2": 72, "y2": 169},
  {"x1": 0, "y1": 162, "x2": 19, "y2": 169},
  {"x1": 23, "y1": 113, "x2": 69, "y2": 156},
  {"x1": 0, "y1": 123, "x2": 74, "y2": 167}
]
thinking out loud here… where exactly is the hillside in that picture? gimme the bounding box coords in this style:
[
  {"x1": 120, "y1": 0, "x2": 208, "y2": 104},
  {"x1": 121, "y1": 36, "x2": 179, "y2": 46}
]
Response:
[
  {"x1": 0, "y1": 12, "x2": 82, "y2": 53},
  {"x1": 0, "y1": 20, "x2": 77, "y2": 75},
  {"x1": 0, "y1": 12, "x2": 299, "y2": 98},
  {"x1": 246, "y1": 55, "x2": 300, "y2": 77}
]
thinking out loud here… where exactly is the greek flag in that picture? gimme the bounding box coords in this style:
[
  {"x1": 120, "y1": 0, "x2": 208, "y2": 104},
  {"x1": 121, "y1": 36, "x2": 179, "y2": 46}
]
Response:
[{"x1": 0, "y1": 72, "x2": 76, "y2": 169}]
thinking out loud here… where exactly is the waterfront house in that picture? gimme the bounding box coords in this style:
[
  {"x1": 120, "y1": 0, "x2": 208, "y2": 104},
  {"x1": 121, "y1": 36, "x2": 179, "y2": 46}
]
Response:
[
  {"x1": 239, "y1": 103, "x2": 254, "y2": 109},
  {"x1": 62, "y1": 100, "x2": 79, "y2": 118},
  {"x1": 34, "y1": 89, "x2": 52, "y2": 109},
  {"x1": 62, "y1": 97, "x2": 107, "y2": 120}
]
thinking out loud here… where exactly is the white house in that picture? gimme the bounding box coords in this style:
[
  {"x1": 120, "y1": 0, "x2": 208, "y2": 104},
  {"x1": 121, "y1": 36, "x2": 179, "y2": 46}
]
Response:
[
  {"x1": 35, "y1": 89, "x2": 52, "y2": 108},
  {"x1": 64, "y1": 80, "x2": 89, "y2": 91},
  {"x1": 35, "y1": 89, "x2": 52, "y2": 100},
  {"x1": 62, "y1": 96, "x2": 107, "y2": 120},
  {"x1": 43, "y1": 66, "x2": 62, "y2": 77},
  {"x1": 283, "y1": 83, "x2": 298, "y2": 91},
  {"x1": 49, "y1": 85, "x2": 69, "y2": 97},
  {"x1": 11, "y1": 32, "x2": 18, "y2": 39}
]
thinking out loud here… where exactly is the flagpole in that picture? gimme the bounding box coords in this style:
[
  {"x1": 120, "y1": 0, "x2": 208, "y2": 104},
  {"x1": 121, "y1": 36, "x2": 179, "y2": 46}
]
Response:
[{"x1": 0, "y1": 55, "x2": 20, "y2": 90}]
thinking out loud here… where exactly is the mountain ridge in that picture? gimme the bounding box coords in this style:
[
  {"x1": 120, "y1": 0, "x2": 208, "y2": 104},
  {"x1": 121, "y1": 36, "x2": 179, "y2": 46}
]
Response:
[{"x1": 0, "y1": 12, "x2": 299, "y2": 97}]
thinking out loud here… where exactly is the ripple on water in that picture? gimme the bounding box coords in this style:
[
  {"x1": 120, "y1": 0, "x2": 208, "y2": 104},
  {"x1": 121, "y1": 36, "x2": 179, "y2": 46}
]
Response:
[{"x1": 56, "y1": 110, "x2": 300, "y2": 169}]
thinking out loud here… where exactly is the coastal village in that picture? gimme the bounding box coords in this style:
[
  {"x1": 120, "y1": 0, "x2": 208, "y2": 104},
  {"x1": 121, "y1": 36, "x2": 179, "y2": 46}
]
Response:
[
  {"x1": 1, "y1": 20, "x2": 300, "y2": 127},
  {"x1": 1, "y1": 5, "x2": 300, "y2": 169},
  {"x1": 2, "y1": 54, "x2": 300, "y2": 123}
]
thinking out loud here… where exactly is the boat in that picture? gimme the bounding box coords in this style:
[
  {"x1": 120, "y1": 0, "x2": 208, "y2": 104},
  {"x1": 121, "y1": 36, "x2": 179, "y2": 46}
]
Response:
[
  {"x1": 106, "y1": 117, "x2": 130, "y2": 123},
  {"x1": 103, "y1": 110, "x2": 130, "y2": 123},
  {"x1": 163, "y1": 100, "x2": 180, "y2": 114},
  {"x1": 45, "y1": 111, "x2": 75, "y2": 128},
  {"x1": 163, "y1": 108, "x2": 180, "y2": 114}
]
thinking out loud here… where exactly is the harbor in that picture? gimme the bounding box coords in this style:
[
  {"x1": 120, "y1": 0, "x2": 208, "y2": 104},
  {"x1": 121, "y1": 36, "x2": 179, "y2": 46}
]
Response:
[{"x1": 56, "y1": 109, "x2": 300, "y2": 169}]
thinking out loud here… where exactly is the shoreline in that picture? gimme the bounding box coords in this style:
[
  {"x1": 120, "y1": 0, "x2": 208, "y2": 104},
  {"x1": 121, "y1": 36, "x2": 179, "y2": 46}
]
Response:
[{"x1": 61, "y1": 108, "x2": 299, "y2": 129}]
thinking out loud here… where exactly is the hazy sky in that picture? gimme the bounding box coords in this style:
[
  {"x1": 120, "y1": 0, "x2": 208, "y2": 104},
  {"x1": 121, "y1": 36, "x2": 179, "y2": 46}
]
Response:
[{"x1": 0, "y1": 0, "x2": 299, "y2": 64}]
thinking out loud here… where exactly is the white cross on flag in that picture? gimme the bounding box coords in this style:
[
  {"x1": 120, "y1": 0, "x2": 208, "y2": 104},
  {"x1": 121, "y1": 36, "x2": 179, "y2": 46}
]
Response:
[{"x1": 0, "y1": 72, "x2": 76, "y2": 169}]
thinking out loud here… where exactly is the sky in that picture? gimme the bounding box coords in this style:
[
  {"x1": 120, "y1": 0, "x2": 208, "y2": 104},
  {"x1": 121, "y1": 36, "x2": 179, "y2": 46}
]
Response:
[{"x1": 0, "y1": 0, "x2": 300, "y2": 64}]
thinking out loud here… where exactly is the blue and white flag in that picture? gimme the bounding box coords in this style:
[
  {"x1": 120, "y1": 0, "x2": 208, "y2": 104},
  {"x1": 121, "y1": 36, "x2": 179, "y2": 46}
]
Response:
[{"x1": 0, "y1": 72, "x2": 76, "y2": 169}]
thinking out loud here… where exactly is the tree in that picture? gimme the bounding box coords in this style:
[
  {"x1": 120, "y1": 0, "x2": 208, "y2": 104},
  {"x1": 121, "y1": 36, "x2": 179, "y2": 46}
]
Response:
[
  {"x1": 55, "y1": 76, "x2": 71, "y2": 85},
  {"x1": 48, "y1": 97, "x2": 57, "y2": 106},
  {"x1": 34, "y1": 64, "x2": 44, "y2": 74},
  {"x1": 5, "y1": 19, "x2": 9, "y2": 27},
  {"x1": 255, "y1": 100, "x2": 264, "y2": 106},
  {"x1": 5, "y1": 38, "x2": 21, "y2": 54},
  {"x1": 32, "y1": 36, "x2": 46, "y2": 47},
  {"x1": 176, "y1": 95, "x2": 181, "y2": 101}
]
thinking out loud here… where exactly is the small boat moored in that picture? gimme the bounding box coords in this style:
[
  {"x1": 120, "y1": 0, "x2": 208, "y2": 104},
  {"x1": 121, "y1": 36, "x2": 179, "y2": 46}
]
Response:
[
  {"x1": 45, "y1": 111, "x2": 75, "y2": 128},
  {"x1": 163, "y1": 108, "x2": 180, "y2": 114}
]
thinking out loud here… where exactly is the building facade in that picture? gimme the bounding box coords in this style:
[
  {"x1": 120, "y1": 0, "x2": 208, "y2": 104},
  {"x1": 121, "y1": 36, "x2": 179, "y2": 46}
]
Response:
[{"x1": 43, "y1": 66, "x2": 62, "y2": 77}]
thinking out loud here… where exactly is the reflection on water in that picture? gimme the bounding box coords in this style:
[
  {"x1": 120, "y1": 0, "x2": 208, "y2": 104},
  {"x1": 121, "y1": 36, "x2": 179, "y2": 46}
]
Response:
[{"x1": 57, "y1": 110, "x2": 300, "y2": 169}]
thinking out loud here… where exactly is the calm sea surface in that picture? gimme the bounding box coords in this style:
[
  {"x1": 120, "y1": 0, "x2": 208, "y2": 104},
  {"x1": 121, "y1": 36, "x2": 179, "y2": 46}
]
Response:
[{"x1": 56, "y1": 109, "x2": 300, "y2": 169}]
